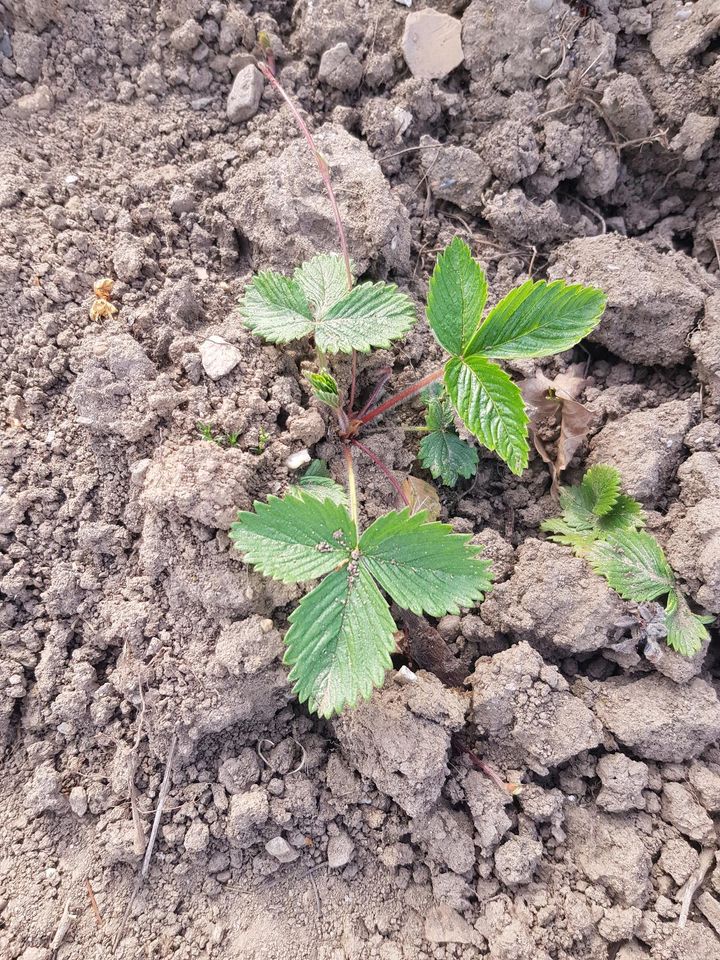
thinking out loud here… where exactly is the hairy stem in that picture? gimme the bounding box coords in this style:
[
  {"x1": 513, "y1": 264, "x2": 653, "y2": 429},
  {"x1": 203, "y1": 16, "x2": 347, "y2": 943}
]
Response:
[
  {"x1": 358, "y1": 367, "x2": 445, "y2": 426},
  {"x1": 342, "y1": 444, "x2": 359, "y2": 529},
  {"x1": 257, "y1": 61, "x2": 353, "y2": 291},
  {"x1": 351, "y1": 439, "x2": 410, "y2": 507}
]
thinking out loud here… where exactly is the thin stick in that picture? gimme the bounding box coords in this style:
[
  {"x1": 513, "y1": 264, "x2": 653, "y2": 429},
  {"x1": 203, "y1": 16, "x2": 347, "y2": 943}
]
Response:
[
  {"x1": 113, "y1": 734, "x2": 178, "y2": 953},
  {"x1": 678, "y1": 847, "x2": 715, "y2": 927},
  {"x1": 257, "y1": 61, "x2": 352, "y2": 291},
  {"x1": 351, "y1": 439, "x2": 410, "y2": 507},
  {"x1": 129, "y1": 680, "x2": 147, "y2": 855},
  {"x1": 343, "y1": 444, "x2": 359, "y2": 528},
  {"x1": 358, "y1": 368, "x2": 444, "y2": 426},
  {"x1": 86, "y1": 879, "x2": 103, "y2": 927}
]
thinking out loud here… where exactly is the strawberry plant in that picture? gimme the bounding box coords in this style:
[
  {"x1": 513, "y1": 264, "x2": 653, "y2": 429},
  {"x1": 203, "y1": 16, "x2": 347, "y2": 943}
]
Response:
[
  {"x1": 227, "y1": 51, "x2": 609, "y2": 716},
  {"x1": 543, "y1": 465, "x2": 713, "y2": 656}
]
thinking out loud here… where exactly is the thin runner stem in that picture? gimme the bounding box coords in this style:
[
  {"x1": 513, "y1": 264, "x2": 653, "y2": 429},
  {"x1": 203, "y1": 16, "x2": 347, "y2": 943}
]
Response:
[
  {"x1": 351, "y1": 439, "x2": 410, "y2": 507},
  {"x1": 257, "y1": 61, "x2": 353, "y2": 291},
  {"x1": 358, "y1": 367, "x2": 444, "y2": 426}
]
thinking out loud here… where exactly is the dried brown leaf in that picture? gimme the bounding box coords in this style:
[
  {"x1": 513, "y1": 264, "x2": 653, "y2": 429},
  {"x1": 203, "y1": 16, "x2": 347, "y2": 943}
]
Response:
[
  {"x1": 401, "y1": 475, "x2": 442, "y2": 520},
  {"x1": 519, "y1": 363, "x2": 593, "y2": 496}
]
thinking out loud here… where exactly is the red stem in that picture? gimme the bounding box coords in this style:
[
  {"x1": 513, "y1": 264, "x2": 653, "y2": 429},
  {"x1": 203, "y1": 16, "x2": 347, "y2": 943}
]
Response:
[
  {"x1": 357, "y1": 367, "x2": 393, "y2": 420},
  {"x1": 257, "y1": 61, "x2": 353, "y2": 292},
  {"x1": 358, "y1": 367, "x2": 444, "y2": 426},
  {"x1": 349, "y1": 350, "x2": 358, "y2": 413},
  {"x1": 351, "y1": 439, "x2": 410, "y2": 507}
]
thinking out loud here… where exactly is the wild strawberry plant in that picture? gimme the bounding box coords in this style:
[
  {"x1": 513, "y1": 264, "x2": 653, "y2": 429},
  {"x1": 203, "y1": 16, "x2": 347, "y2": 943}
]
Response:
[
  {"x1": 543, "y1": 465, "x2": 712, "y2": 656},
  {"x1": 229, "y1": 53, "x2": 609, "y2": 716}
]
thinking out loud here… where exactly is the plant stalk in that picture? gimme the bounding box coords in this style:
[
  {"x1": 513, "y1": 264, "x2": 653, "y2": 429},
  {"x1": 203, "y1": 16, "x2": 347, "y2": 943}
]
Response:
[
  {"x1": 358, "y1": 367, "x2": 445, "y2": 426},
  {"x1": 351, "y1": 439, "x2": 410, "y2": 507},
  {"x1": 342, "y1": 444, "x2": 359, "y2": 529}
]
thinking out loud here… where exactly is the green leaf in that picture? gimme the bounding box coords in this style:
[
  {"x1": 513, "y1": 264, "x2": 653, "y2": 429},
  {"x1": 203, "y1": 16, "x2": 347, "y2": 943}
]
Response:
[
  {"x1": 294, "y1": 254, "x2": 351, "y2": 318},
  {"x1": 284, "y1": 566, "x2": 396, "y2": 718},
  {"x1": 239, "y1": 272, "x2": 314, "y2": 344},
  {"x1": 427, "y1": 237, "x2": 488, "y2": 356},
  {"x1": 359, "y1": 508, "x2": 493, "y2": 617},
  {"x1": 583, "y1": 464, "x2": 621, "y2": 517},
  {"x1": 464, "y1": 279, "x2": 606, "y2": 359},
  {"x1": 588, "y1": 530, "x2": 675, "y2": 602},
  {"x1": 290, "y1": 461, "x2": 348, "y2": 506},
  {"x1": 316, "y1": 282, "x2": 416, "y2": 353},
  {"x1": 419, "y1": 430, "x2": 478, "y2": 487},
  {"x1": 229, "y1": 491, "x2": 356, "y2": 583},
  {"x1": 664, "y1": 592, "x2": 710, "y2": 657},
  {"x1": 308, "y1": 371, "x2": 340, "y2": 408},
  {"x1": 445, "y1": 355, "x2": 529, "y2": 476}
]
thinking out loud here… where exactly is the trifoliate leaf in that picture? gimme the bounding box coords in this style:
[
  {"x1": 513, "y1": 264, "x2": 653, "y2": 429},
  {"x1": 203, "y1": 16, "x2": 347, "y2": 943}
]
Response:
[
  {"x1": 419, "y1": 430, "x2": 478, "y2": 487},
  {"x1": 308, "y1": 371, "x2": 340, "y2": 408},
  {"x1": 239, "y1": 272, "x2": 314, "y2": 344},
  {"x1": 316, "y1": 281, "x2": 417, "y2": 353},
  {"x1": 230, "y1": 491, "x2": 356, "y2": 583},
  {"x1": 663, "y1": 592, "x2": 710, "y2": 657},
  {"x1": 284, "y1": 565, "x2": 396, "y2": 718},
  {"x1": 424, "y1": 391, "x2": 455, "y2": 433},
  {"x1": 445, "y1": 355, "x2": 529, "y2": 476},
  {"x1": 294, "y1": 254, "x2": 352, "y2": 318},
  {"x1": 427, "y1": 236, "x2": 488, "y2": 356},
  {"x1": 583, "y1": 464, "x2": 622, "y2": 517},
  {"x1": 464, "y1": 279, "x2": 606, "y2": 359},
  {"x1": 289, "y1": 460, "x2": 348, "y2": 506},
  {"x1": 359, "y1": 508, "x2": 493, "y2": 617},
  {"x1": 587, "y1": 530, "x2": 675, "y2": 602}
]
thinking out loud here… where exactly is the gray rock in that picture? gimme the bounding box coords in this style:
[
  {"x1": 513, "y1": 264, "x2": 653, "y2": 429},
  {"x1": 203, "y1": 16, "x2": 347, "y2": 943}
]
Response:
[
  {"x1": 227, "y1": 789, "x2": 269, "y2": 847},
  {"x1": 587, "y1": 674, "x2": 720, "y2": 762},
  {"x1": 600, "y1": 74, "x2": 654, "y2": 140},
  {"x1": 402, "y1": 9, "x2": 464, "y2": 80},
  {"x1": 226, "y1": 64, "x2": 263, "y2": 123},
  {"x1": 494, "y1": 835, "x2": 543, "y2": 887},
  {"x1": 549, "y1": 234, "x2": 712, "y2": 366},
  {"x1": 138, "y1": 63, "x2": 167, "y2": 95},
  {"x1": 596, "y1": 754, "x2": 648, "y2": 812},
  {"x1": 327, "y1": 831, "x2": 355, "y2": 868},
  {"x1": 318, "y1": 42, "x2": 363, "y2": 92},
  {"x1": 480, "y1": 539, "x2": 627, "y2": 657},
  {"x1": 411, "y1": 802, "x2": 475, "y2": 875},
  {"x1": 170, "y1": 19, "x2": 203, "y2": 52},
  {"x1": 218, "y1": 749, "x2": 262, "y2": 794},
  {"x1": 469, "y1": 641, "x2": 603, "y2": 773},
  {"x1": 112, "y1": 235, "x2": 145, "y2": 282},
  {"x1": 464, "y1": 771, "x2": 513, "y2": 855},
  {"x1": 688, "y1": 761, "x2": 720, "y2": 812},
  {"x1": 419, "y1": 135, "x2": 490, "y2": 212},
  {"x1": 661, "y1": 782, "x2": 715, "y2": 843},
  {"x1": 223, "y1": 123, "x2": 411, "y2": 276},
  {"x1": 334, "y1": 671, "x2": 466, "y2": 818},
  {"x1": 588, "y1": 399, "x2": 695, "y2": 504},
  {"x1": 184, "y1": 820, "x2": 210, "y2": 852},
  {"x1": 265, "y1": 836, "x2": 299, "y2": 863},
  {"x1": 424, "y1": 904, "x2": 477, "y2": 945},
  {"x1": 293, "y1": 0, "x2": 367, "y2": 58},
  {"x1": 13, "y1": 31, "x2": 45, "y2": 82},
  {"x1": 199, "y1": 334, "x2": 242, "y2": 380},
  {"x1": 658, "y1": 836, "x2": 699, "y2": 885},
  {"x1": 8, "y1": 84, "x2": 54, "y2": 116}
]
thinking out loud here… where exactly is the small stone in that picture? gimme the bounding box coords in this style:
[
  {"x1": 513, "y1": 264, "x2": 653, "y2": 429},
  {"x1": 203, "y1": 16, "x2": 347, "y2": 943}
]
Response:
[
  {"x1": 402, "y1": 9, "x2": 464, "y2": 80},
  {"x1": 265, "y1": 836, "x2": 299, "y2": 863},
  {"x1": 493, "y1": 835, "x2": 543, "y2": 887},
  {"x1": 68, "y1": 786, "x2": 88, "y2": 817},
  {"x1": 138, "y1": 63, "x2": 166, "y2": 95},
  {"x1": 227, "y1": 789, "x2": 270, "y2": 847},
  {"x1": 670, "y1": 113, "x2": 720, "y2": 162},
  {"x1": 661, "y1": 782, "x2": 715, "y2": 843},
  {"x1": 112, "y1": 235, "x2": 145, "y2": 282},
  {"x1": 596, "y1": 754, "x2": 649, "y2": 813},
  {"x1": 286, "y1": 449, "x2": 311, "y2": 470},
  {"x1": 185, "y1": 820, "x2": 210, "y2": 852},
  {"x1": 419, "y1": 135, "x2": 490, "y2": 212},
  {"x1": 696, "y1": 892, "x2": 720, "y2": 937},
  {"x1": 226, "y1": 64, "x2": 263, "y2": 123},
  {"x1": 318, "y1": 43, "x2": 363, "y2": 92},
  {"x1": 199, "y1": 334, "x2": 241, "y2": 380},
  {"x1": 10, "y1": 84, "x2": 54, "y2": 116},
  {"x1": 170, "y1": 20, "x2": 203, "y2": 52},
  {"x1": 424, "y1": 903, "x2": 476, "y2": 945},
  {"x1": 13, "y1": 31, "x2": 45, "y2": 82},
  {"x1": 327, "y1": 831, "x2": 355, "y2": 868}
]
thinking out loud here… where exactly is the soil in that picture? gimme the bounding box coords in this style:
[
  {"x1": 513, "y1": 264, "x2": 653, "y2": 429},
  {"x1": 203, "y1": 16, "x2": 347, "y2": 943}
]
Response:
[{"x1": 2, "y1": 1, "x2": 720, "y2": 959}]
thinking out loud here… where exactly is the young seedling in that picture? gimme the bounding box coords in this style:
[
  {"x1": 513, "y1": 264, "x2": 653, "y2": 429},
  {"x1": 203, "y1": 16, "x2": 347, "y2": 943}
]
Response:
[
  {"x1": 417, "y1": 387, "x2": 478, "y2": 488},
  {"x1": 542, "y1": 465, "x2": 713, "y2": 655}
]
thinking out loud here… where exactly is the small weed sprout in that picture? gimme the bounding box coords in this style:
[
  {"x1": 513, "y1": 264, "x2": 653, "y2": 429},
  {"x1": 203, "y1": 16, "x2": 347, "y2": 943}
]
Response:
[{"x1": 543, "y1": 465, "x2": 713, "y2": 656}]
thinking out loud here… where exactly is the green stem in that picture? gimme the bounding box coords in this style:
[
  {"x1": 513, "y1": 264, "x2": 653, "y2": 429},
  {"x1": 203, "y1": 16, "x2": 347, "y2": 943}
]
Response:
[{"x1": 343, "y1": 444, "x2": 359, "y2": 530}]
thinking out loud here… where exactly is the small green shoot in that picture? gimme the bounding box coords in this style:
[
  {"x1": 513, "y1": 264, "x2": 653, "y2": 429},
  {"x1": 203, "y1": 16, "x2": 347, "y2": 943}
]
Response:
[
  {"x1": 230, "y1": 490, "x2": 493, "y2": 716},
  {"x1": 543, "y1": 465, "x2": 712, "y2": 656},
  {"x1": 308, "y1": 371, "x2": 340, "y2": 409},
  {"x1": 198, "y1": 423, "x2": 241, "y2": 448},
  {"x1": 418, "y1": 387, "x2": 478, "y2": 487},
  {"x1": 197, "y1": 422, "x2": 216, "y2": 443},
  {"x1": 255, "y1": 427, "x2": 270, "y2": 454}
]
